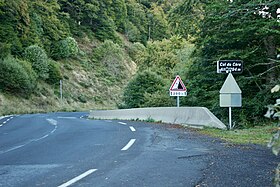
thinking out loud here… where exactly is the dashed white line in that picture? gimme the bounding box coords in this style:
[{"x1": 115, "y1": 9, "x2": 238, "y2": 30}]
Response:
[
  {"x1": 118, "y1": 122, "x2": 127, "y2": 125},
  {"x1": 121, "y1": 139, "x2": 136, "y2": 151},
  {"x1": 58, "y1": 169, "x2": 98, "y2": 187},
  {"x1": 129, "y1": 126, "x2": 136, "y2": 132},
  {"x1": 0, "y1": 116, "x2": 14, "y2": 127}
]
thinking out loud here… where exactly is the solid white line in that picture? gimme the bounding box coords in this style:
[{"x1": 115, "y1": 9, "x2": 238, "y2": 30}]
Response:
[
  {"x1": 57, "y1": 117, "x2": 77, "y2": 119},
  {"x1": 58, "y1": 169, "x2": 97, "y2": 187},
  {"x1": 129, "y1": 126, "x2": 136, "y2": 132},
  {"x1": 118, "y1": 122, "x2": 127, "y2": 125},
  {"x1": 121, "y1": 139, "x2": 136, "y2": 151}
]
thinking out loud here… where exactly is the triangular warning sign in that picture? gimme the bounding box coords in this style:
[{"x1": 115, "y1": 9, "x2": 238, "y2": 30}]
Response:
[{"x1": 170, "y1": 75, "x2": 186, "y2": 91}]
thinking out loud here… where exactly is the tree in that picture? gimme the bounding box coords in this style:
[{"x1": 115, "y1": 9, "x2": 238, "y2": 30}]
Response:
[
  {"x1": 125, "y1": 0, "x2": 148, "y2": 43},
  {"x1": 168, "y1": 0, "x2": 204, "y2": 39},
  {"x1": 138, "y1": 36, "x2": 190, "y2": 79},
  {"x1": 175, "y1": 0, "x2": 280, "y2": 126},
  {"x1": 52, "y1": 37, "x2": 79, "y2": 59},
  {"x1": 29, "y1": 0, "x2": 69, "y2": 53},
  {"x1": 0, "y1": 0, "x2": 30, "y2": 56},
  {"x1": 147, "y1": 3, "x2": 170, "y2": 40},
  {"x1": 0, "y1": 57, "x2": 36, "y2": 96},
  {"x1": 123, "y1": 70, "x2": 165, "y2": 108},
  {"x1": 24, "y1": 45, "x2": 49, "y2": 80}
]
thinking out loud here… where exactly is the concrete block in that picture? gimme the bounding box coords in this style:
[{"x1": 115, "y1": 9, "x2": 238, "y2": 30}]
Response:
[{"x1": 89, "y1": 107, "x2": 226, "y2": 129}]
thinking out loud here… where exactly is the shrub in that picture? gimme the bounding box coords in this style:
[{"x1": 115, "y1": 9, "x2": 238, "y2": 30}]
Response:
[
  {"x1": 0, "y1": 43, "x2": 11, "y2": 59},
  {"x1": 122, "y1": 70, "x2": 165, "y2": 108},
  {"x1": 128, "y1": 42, "x2": 147, "y2": 64},
  {"x1": 142, "y1": 91, "x2": 174, "y2": 107},
  {"x1": 52, "y1": 37, "x2": 79, "y2": 59},
  {"x1": 46, "y1": 60, "x2": 62, "y2": 85},
  {"x1": 24, "y1": 45, "x2": 49, "y2": 80},
  {"x1": 125, "y1": 21, "x2": 141, "y2": 42},
  {"x1": 18, "y1": 59, "x2": 37, "y2": 86},
  {"x1": 0, "y1": 57, "x2": 36, "y2": 96}
]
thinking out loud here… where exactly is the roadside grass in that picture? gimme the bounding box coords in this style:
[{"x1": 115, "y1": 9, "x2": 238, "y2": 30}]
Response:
[{"x1": 196, "y1": 125, "x2": 279, "y2": 145}]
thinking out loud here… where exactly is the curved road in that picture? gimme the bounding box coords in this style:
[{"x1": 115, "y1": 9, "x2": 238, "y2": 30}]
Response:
[{"x1": 0, "y1": 112, "x2": 278, "y2": 187}]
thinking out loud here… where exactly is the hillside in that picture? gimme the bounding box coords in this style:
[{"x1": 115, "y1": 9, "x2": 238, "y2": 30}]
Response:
[
  {"x1": 0, "y1": 0, "x2": 170, "y2": 115},
  {"x1": 0, "y1": 35, "x2": 136, "y2": 115}
]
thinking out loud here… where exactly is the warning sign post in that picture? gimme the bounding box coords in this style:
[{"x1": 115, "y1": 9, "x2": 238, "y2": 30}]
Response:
[{"x1": 169, "y1": 75, "x2": 187, "y2": 107}]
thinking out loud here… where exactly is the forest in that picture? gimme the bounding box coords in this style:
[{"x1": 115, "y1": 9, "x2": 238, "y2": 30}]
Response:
[{"x1": 0, "y1": 0, "x2": 279, "y2": 128}]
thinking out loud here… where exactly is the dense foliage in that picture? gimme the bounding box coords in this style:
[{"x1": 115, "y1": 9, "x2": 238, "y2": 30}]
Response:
[
  {"x1": 52, "y1": 37, "x2": 79, "y2": 59},
  {"x1": 167, "y1": 0, "x2": 280, "y2": 127},
  {"x1": 0, "y1": 0, "x2": 279, "y2": 127},
  {"x1": 0, "y1": 57, "x2": 36, "y2": 96},
  {"x1": 24, "y1": 45, "x2": 49, "y2": 80},
  {"x1": 122, "y1": 70, "x2": 166, "y2": 108}
]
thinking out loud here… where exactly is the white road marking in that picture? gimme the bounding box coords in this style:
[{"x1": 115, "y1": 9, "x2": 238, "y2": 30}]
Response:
[
  {"x1": 121, "y1": 139, "x2": 136, "y2": 151},
  {"x1": 118, "y1": 122, "x2": 127, "y2": 125},
  {"x1": 58, "y1": 169, "x2": 98, "y2": 187},
  {"x1": 0, "y1": 119, "x2": 58, "y2": 154},
  {"x1": 0, "y1": 116, "x2": 14, "y2": 127},
  {"x1": 47, "y1": 118, "x2": 58, "y2": 126},
  {"x1": 129, "y1": 126, "x2": 136, "y2": 132},
  {"x1": 57, "y1": 117, "x2": 77, "y2": 119}
]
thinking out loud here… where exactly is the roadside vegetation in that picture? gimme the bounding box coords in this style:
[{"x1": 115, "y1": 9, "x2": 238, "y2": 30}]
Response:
[
  {"x1": 0, "y1": 0, "x2": 279, "y2": 130},
  {"x1": 196, "y1": 125, "x2": 278, "y2": 145}
]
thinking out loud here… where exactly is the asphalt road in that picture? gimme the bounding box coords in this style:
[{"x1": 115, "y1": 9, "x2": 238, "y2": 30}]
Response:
[{"x1": 0, "y1": 112, "x2": 279, "y2": 187}]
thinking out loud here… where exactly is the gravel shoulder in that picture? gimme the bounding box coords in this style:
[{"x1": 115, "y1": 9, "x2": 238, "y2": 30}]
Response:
[{"x1": 148, "y1": 122, "x2": 280, "y2": 187}]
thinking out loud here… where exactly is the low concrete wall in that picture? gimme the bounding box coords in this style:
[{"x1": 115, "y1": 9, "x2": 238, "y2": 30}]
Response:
[{"x1": 89, "y1": 107, "x2": 226, "y2": 129}]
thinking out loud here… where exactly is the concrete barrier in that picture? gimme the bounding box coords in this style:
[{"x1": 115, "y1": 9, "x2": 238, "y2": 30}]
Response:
[{"x1": 89, "y1": 107, "x2": 226, "y2": 129}]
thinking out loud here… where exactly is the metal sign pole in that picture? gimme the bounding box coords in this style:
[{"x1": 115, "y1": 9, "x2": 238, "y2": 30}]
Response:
[
  {"x1": 60, "y1": 80, "x2": 63, "y2": 102},
  {"x1": 177, "y1": 96, "x2": 180, "y2": 107},
  {"x1": 229, "y1": 107, "x2": 232, "y2": 130}
]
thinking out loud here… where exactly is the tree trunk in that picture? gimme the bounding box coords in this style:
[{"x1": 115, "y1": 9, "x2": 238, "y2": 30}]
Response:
[{"x1": 264, "y1": 35, "x2": 277, "y2": 85}]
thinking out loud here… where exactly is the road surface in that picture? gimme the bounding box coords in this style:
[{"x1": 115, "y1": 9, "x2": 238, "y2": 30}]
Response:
[{"x1": 0, "y1": 112, "x2": 278, "y2": 186}]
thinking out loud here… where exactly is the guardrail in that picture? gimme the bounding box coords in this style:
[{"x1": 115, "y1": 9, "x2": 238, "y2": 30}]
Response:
[{"x1": 89, "y1": 107, "x2": 226, "y2": 129}]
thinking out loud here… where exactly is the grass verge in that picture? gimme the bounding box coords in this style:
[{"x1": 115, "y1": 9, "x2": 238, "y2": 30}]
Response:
[{"x1": 195, "y1": 125, "x2": 279, "y2": 145}]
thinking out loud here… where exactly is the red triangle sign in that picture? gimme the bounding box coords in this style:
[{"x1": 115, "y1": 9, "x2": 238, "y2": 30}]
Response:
[{"x1": 170, "y1": 75, "x2": 186, "y2": 91}]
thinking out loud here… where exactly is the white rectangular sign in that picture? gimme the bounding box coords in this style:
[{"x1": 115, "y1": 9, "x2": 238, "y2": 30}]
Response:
[{"x1": 170, "y1": 91, "x2": 187, "y2": 96}]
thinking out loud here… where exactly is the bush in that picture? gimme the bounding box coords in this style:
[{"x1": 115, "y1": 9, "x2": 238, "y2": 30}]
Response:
[
  {"x1": 122, "y1": 70, "x2": 165, "y2": 108},
  {"x1": 46, "y1": 60, "x2": 62, "y2": 85},
  {"x1": 52, "y1": 37, "x2": 79, "y2": 59},
  {"x1": 0, "y1": 43, "x2": 11, "y2": 59},
  {"x1": 24, "y1": 45, "x2": 49, "y2": 80},
  {"x1": 142, "y1": 91, "x2": 174, "y2": 107},
  {"x1": 0, "y1": 57, "x2": 36, "y2": 96},
  {"x1": 125, "y1": 21, "x2": 141, "y2": 42},
  {"x1": 18, "y1": 59, "x2": 37, "y2": 86},
  {"x1": 128, "y1": 42, "x2": 147, "y2": 64}
]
